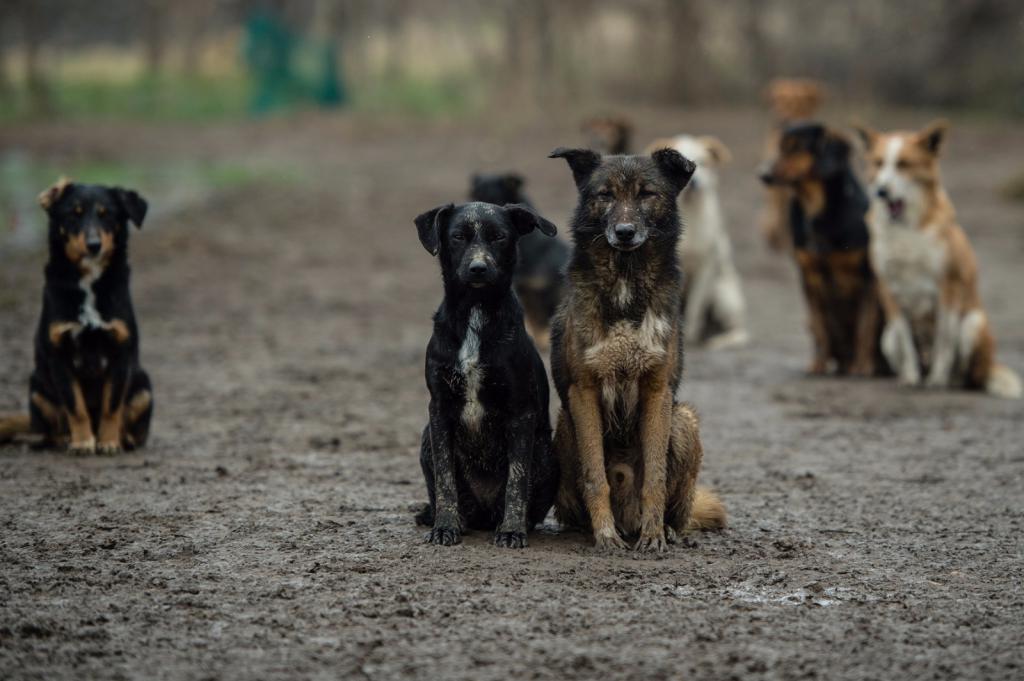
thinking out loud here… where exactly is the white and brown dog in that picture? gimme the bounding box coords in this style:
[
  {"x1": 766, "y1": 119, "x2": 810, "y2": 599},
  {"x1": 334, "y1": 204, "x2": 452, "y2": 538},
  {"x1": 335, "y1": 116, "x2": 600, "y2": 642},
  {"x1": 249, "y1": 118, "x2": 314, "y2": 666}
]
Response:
[
  {"x1": 855, "y1": 120, "x2": 1021, "y2": 398},
  {"x1": 645, "y1": 135, "x2": 748, "y2": 349}
]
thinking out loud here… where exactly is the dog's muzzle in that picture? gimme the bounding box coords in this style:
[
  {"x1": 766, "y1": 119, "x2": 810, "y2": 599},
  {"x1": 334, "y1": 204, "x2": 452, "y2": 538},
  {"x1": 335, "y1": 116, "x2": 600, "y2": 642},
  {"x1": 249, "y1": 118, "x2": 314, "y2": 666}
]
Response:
[{"x1": 606, "y1": 222, "x2": 646, "y2": 251}]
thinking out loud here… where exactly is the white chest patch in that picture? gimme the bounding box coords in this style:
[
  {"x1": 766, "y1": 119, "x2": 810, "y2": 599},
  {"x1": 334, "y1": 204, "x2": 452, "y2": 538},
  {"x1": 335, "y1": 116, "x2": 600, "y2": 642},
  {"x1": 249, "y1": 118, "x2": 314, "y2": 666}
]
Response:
[
  {"x1": 458, "y1": 306, "x2": 486, "y2": 431},
  {"x1": 612, "y1": 278, "x2": 632, "y2": 308},
  {"x1": 873, "y1": 225, "x2": 946, "y2": 323},
  {"x1": 78, "y1": 262, "x2": 105, "y2": 330},
  {"x1": 583, "y1": 309, "x2": 670, "y2": 380}
]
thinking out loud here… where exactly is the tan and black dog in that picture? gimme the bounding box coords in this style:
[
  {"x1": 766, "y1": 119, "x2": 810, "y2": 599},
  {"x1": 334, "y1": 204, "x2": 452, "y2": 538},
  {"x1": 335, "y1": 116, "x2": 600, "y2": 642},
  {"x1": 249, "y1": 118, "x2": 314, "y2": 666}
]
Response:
[
  {"x1": 548, "y1": 147, "x2": 726, "y2": 552},
  {"x1": 761, "y1": 123, "x2": 885, "y2": 376},
  {"x1": 854, "y1": 120, "x2": 1021, "y2": 397},
  {"x1": 0, "y1": 179, "x2": 153, "y2": 453},
  {"x1": 760, "y1": 79, "x2": 825, "y2": 251},
  {"x1": 581, "y1": 116, "x2": 633, "y2": 155}
]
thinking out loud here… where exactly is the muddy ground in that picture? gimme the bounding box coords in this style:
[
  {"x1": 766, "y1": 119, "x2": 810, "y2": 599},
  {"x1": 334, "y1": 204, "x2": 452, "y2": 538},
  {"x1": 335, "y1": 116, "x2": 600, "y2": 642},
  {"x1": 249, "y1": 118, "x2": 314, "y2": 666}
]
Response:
[{"x1": 1, "y1": 109, "x2": 1022, "y2": 681}]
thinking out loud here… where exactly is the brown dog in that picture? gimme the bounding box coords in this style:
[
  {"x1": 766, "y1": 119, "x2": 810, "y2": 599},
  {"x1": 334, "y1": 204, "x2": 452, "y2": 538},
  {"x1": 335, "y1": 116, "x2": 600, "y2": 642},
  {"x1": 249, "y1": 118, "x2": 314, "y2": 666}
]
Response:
[
  {"x1": 581, "y1": 116, "x2": 633, "y2": 155},
  {"x1": 761, "y1": 123, "x2": 885, "y2": 376},
  {"x1": 548, "y1": 147, "x2": 726, "y2": 552},
  {"x1": 760, "y1": 79, "x2": 825, "y2": 251},
  {"x1": 854, "y1": 120, "x2": 1021, "y2": 397}
]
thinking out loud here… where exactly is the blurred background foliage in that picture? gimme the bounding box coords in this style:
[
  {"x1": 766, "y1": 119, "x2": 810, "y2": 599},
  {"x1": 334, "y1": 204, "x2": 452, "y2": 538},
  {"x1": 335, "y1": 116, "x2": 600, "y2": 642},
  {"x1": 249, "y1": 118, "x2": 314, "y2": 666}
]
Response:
[{"x1": 1, "y1": 0, "x2": 1022, "y2": 123}]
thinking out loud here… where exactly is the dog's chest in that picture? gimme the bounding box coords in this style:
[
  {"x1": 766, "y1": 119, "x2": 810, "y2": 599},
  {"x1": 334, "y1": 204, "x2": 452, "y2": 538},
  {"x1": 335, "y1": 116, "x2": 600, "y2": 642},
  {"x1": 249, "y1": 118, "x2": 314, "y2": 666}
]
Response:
[
  {"x1": 457, "y1": 307, "x2": 487, "y2": 432},
  {"x1": 77, "y1": 265, "x2": 105, "y2": 330},
  {"x1": 873, "y1": 225, "x2": 946, "y2": 321}
]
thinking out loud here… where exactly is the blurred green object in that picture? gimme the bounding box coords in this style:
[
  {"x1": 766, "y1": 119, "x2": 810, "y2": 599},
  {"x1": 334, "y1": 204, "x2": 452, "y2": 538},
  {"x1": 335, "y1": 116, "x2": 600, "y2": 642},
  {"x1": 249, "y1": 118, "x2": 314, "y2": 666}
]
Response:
[{"x1": 244, "y1": 9, "x2": 347, "y2": 115}]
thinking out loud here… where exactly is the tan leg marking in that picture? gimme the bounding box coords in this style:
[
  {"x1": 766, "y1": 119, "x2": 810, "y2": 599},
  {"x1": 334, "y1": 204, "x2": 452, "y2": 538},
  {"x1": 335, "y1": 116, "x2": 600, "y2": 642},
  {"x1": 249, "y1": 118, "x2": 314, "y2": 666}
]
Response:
[
  {"x1": 97, "y1": 379, "x2": 124, "y2": 455},
  {"x1": 48, "y1": 321, "x2": 82, "y2": 347},
  {"x1": 67, "y1": 381, "x2": 95, "y2": 454},
  {"x1": 568, "y1": 383, "x2": 625, "y2": 550},
  {"x1": 635, "y1": 376, "x2": 672, "y2": 552}
]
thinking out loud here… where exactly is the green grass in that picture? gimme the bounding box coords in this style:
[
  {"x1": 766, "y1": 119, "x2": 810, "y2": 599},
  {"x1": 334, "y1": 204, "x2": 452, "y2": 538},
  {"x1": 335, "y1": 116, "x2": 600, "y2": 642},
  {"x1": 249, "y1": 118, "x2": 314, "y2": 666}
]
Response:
[{"x1": 351, "y1": 72, "x2": 486, "y2": 119}]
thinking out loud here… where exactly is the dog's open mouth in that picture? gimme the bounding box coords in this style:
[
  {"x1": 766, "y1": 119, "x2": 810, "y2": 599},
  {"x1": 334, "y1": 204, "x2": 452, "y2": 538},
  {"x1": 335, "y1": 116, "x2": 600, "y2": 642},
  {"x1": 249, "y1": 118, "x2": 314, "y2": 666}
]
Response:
[{"x1": 885, "y1": 198, "x2": 906, "y2": 222}]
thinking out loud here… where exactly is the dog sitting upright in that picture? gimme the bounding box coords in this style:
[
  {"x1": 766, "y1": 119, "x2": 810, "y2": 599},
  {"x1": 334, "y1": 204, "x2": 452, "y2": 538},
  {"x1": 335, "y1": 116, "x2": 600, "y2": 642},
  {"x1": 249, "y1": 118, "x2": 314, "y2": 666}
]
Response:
[
  {"x1": 413, "y1": 201, "x2": 560, "y2": 548},
  {"x1": 469, "y1": 173, "x2": 569, "y2": 350},
  {"x1": 548, "y1": 147, "x2": 726, "y2": 552},
  {"x1": 0, "y1": 180, "x2": 153, "y2": 453},
  {"x1": 761, "y1": 123, "x2": 885, "y2": 376},
  {"x1": 644, "y1": 135, "x2": 749, "y2": 349},
  {"x1": 854, "y1": 120, "x2": 1021, "y2": 398}
]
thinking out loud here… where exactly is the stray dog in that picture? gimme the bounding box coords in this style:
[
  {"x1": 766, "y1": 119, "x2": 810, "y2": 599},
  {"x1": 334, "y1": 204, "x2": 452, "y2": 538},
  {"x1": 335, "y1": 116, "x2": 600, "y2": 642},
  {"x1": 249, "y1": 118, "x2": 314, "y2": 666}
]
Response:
[
  {"x1": 0, "y1": 180, "x2": 153, "y2": 453},
  {"x1": 582, "y1": 116, "x2": 633, "y2": 155},
  {"x1": 645, "y1": 135, "x2": 749, "y2": 349},
  {"x1": 760, "y1": 79, "x2": 825, "y2": 251},
  {"x1": 469, "y1": 172, "x2": 569, "y2": 349},
  {"x1": 760, "y1": 123, "x2": 885, "y2": 376},
  {"x1": 413, "y1": 201, "x2": 561, "y2": 547},
  {"x1": 548, "y1": 147, "x2": 726, "y2": 552},
  {"x1": 854, "y1": 120, "x2": 1022, "y2": 397}
]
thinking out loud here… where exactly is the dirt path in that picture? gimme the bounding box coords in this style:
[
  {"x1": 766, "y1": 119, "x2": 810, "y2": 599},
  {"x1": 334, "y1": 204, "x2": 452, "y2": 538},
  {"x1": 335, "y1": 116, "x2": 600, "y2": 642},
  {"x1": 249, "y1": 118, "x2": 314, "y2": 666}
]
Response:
[{"x1": 1, "y1": 110, "x2": 1023, "y2": 680}]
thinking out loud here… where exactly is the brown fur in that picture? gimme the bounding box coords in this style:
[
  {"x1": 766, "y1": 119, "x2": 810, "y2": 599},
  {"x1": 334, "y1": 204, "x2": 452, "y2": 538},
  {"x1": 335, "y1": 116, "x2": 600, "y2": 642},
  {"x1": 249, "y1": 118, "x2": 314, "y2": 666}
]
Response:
[
  {"x1": 582, "y1": 116, "x2": 633, "y2": 155},
  {"x1": 760, "y1": 79, "x2": 825, "y2": 252},
  {"x1": 856, "y1": 121, "x2": 1018, "y2": 396}
]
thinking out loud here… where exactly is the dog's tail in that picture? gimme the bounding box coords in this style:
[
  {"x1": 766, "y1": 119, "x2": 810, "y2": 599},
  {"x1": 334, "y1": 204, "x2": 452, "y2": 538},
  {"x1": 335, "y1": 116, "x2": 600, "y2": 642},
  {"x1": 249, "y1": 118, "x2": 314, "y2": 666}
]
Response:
[
  {"x1": 986, "y1": 364, "x2": 1023, "y2": 400},
  {"x1": 0, "y1": 413, "x2": 31, "y2": 443},
  {"x1": 687, "y1": 486, "x2": 727, "y2": 531}
]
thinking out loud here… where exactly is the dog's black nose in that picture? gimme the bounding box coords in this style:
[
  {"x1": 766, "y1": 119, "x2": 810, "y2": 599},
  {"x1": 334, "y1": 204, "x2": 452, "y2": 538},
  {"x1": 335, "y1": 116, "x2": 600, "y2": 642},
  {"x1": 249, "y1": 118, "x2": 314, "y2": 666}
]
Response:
[
  {"x1": 468, "y1": 261, "x2": 488, "y2": 275},
  {"x1": 86, "y1": 240, "x2": 102, "y2": 256},
  {"x1": 759, "y1": 171, "x2": 774, "y2": 185},
  {"x1": 876, "y1": 186, "x2": 890, "y2": 200},
  {"x1": 614, "y1": 223, "x2": 636, "y2": 242}
]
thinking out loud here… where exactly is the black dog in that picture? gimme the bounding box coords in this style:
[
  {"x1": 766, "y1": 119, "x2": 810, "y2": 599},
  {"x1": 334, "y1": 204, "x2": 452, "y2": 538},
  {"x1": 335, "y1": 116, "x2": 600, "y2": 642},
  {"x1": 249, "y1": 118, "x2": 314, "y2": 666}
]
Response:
[
  {"x1": 413, "y1": 201, "x2": 560, "y2": 548},
  {"x1": 0, "y1": 180, "x2": 153, "y2": 454},
  {"x1": 760, "y1": 123, "x2": 885, "y2": 376},
  {"x1": 469, "y1": 173, "x2": 569, "y2": 350}
]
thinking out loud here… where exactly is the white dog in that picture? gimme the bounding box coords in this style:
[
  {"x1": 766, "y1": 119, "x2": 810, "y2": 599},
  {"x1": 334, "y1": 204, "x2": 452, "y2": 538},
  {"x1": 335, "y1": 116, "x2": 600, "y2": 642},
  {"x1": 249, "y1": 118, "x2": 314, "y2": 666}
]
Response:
[{"x1": 646, "y1": 135, "x2": 749, "y2": 349}]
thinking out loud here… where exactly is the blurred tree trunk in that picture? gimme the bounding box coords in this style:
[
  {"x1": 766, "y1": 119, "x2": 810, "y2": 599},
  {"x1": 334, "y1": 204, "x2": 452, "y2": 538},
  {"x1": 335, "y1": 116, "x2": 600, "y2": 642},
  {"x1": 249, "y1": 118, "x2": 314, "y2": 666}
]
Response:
[
  {"x1": 143, "y1": 0, "x2": 167, "y2": 77},
  {"x1": 663, "y1": 0, "x2": 705, "y2": 103},
  {"x1": 19, "y1": 1, "x2": 53, "y2": 116}
]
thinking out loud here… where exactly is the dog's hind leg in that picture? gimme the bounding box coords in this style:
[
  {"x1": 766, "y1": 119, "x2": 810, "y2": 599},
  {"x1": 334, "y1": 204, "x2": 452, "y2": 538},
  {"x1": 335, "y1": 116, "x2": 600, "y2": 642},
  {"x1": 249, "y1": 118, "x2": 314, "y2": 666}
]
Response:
[
  {"x1": 666, "y1": 404, "x2": 726, "y2": 535},
  {"x1": 415, "y1": 426, "x2": 435, "y2": 527},
  {"x1": 683, "y1": 262, "x2": 714, "y2": 346},
  {"x1": 552, "y1": 409, "x2": 588, "y2": 531},
  {"x1": 123, "y1": 369, "x2": 153, "y2": 450},
  {"x1": 705, "y1": 268, "x2": 749, "y2": 350},
  {"x1": 527, "y1": 431, "x2": 558, "y2": 529},
  {"x1": 28, "y1": 371, "x2": 64, "y2": 447}
]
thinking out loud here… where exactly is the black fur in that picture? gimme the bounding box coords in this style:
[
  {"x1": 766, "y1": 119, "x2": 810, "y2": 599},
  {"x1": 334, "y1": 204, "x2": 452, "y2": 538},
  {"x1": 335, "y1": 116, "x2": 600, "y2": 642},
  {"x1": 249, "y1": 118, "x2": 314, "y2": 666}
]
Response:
[
  {"x1": 469, "y1": 173, "x2": 569, "y2": 344},
  {"x1": 30, "y1": 181, "x2": 153, "y2": 453},
  {"x1": 413, "y1": 201, "x2": 559, "y2": 548}
]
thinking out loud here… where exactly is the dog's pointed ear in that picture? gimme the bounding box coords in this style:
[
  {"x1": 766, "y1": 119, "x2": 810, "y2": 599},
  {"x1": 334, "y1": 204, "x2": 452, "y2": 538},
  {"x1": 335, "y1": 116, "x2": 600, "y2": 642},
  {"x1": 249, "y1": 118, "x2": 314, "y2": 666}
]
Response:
[
  {"x1": 505, "y1": 203, "x2": 556, "y2": 238},
  {"x1": 549, "y1": 147, "x2": 602, "y2": 189},
  {"x1": 38, "y1": 177, "x2": 73, "y2": 212},
  {"x1": 699, "y1": 136, "x2": 732, "y2": 165},
  {"x1": 917, "y1": 119, "x2": 949, "y2": 155},
  {"x1": 851, "y1": 121, "x2": 878, "y2": 151},
  {"x1": 113, "y1": 187, "x2": 148, "y2": 228},
  {"x1": 414, "y1": 203, "x2": 454, "y2": 256},
  {"x1": 652, "y1": 147, "x2": 697, "y2": 192},
  {"x1": 503, "y1": 174, "x2": 524, "y2": 192}
]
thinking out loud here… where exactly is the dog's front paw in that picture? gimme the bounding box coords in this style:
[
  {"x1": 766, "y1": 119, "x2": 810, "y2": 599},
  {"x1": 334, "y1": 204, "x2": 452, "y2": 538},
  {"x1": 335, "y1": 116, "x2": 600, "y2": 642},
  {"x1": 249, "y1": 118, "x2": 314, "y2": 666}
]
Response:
[
  {"x1": 68, "y1": 438, "x2": 96, "y2": 456},
  {"x1": 494, "y1": 530, "x2": 528, "y2": 549},
  {"x1": 806, "y1": 359, "x2": 828, "y2": 376},
  {"x1": 634, "y1": 530, "x2": 668, "y2": 553},
  {"x1": 426, "y1": 525, "x2": 462, "y2": 547},
  {"x1": 96, "y1": 441, "x2": 122, "y2": 456},
  {"x1": 898, "y1": 368, "x2": 922, "y2": 388},
  {"x1": 664, "y1": 525, "x2": 679, "y2": 544},
  {"x1": 593, "y1": 526, "x2": 628, "y2": 552}
]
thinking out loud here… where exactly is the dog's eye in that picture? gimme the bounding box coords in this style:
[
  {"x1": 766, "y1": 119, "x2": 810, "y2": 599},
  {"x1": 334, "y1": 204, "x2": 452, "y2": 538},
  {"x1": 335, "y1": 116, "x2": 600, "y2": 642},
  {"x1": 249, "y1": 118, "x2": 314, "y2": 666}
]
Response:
[
  {"x1": 896, "y1": 159, "x2": 910, "y2": 170},
  {"x1": 451, "y1": 232, "x2": 466, "y2": 241},
  {"x1": 74, "y1": 205, "x2": 83, "y2": 215},
  {"x1": 492, "y1": 234, "x2": 507, "y2": 242},
  {"x1": 598, "y1": 189, "x2": 614, "y2": 200},
  {"x1": 638, "y1": 189, "x2": 656, "y2": 199},
  {"x1": 97, "y1": 205, "x2": 107, "y2": 217}
]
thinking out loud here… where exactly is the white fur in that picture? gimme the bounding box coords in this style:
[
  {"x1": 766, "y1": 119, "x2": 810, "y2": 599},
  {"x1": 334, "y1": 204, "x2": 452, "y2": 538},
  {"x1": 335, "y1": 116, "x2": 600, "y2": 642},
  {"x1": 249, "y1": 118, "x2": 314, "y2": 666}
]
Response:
[
  {"x1": 459, "y1": 307, "x2": 486, "y2": 431},
  {"x1": 613, "y1": 278, "x2": 632, "y2": 309},
  {"x1": 78, "y1": 260, "x2": 104, "y2": 331},
  {"x1": 666, "y1": 135, "x2": 748, "y2": 349},
  {"x1": 881, "y1": 315, "x2": 921, "y2": 386}
]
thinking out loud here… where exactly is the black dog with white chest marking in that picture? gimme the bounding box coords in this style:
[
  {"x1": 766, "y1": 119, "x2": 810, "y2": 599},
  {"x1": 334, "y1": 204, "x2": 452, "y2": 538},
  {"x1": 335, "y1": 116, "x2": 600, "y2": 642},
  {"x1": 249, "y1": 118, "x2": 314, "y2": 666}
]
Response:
[
  {"x1": 0, "y1": 180, "x2": 153, "y2": 454},
  {"x1": 413, "y1": 201, "x2": 560, "y2": 548}
]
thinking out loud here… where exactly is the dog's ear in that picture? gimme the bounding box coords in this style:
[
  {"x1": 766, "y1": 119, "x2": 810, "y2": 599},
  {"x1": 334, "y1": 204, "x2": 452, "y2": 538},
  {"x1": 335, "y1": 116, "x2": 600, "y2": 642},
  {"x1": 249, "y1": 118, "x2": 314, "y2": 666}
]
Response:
[
  {"x1": 652, "y1": 147, "x2": 697, "y2": 192},
  {"x1": 38, "y1": 177, "x2": 73, "y2": 212},
  {"x1": 917, "y1": 119, "x2": 949, "y2": 156},
  {"x1": 816, "y1": 130, "x2": 851, "y2": 178},
  {"x1": 113, "y1": 187, "x2": 148, "y2": 228},
  {"x1": 643, "y1": 138, "x2": 675, "y2": 155},
  {"x1": 414, "y1": 203, "x2": 454, "y2": 256},
  {"x1": 699, "y1": 136, "x2": 732, "y2": 165},
  {"x1": 504, "y1": 203, "x2": 556, "y2": 238},
  {"x1": 503, "y1": 174, "x2": 524, "y2": 193},
  {"x1": 549, "y1": 147, "x2": 602, "y2": 189},
  {"x1": 851, "y1": 121, "x2": 879, "y2": 151}
]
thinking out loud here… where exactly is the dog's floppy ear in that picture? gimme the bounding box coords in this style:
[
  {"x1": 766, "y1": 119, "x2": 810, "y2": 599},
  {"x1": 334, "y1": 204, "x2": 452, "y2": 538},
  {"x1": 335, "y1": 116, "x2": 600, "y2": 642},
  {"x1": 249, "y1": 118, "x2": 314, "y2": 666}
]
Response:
[
  {"x1": 113, "y1": 187, "x2": 148, "y2": 228},
  {"x1": 917, "y1": 119, "x2": 949, "y2": 155},
  {"x1": 699, "y1": 136, "x2": 732, "y2": 165},
  {"x1": 504, "y1": 203, "x2": 557, "y2": 238},
  {"x1": 652, "y1": 147, "x2": 697, "y2": 192},
  {"x1": 549, "y1": 147, "x2": 602, "y2": 189},
  {"x1": 38, "y1": 177, "x2": 73, "y2": 212},
  {"x1": 851, "y1": 121, "x2": 879, "y2": 151},
  {"x1": 414, "y1": 203, "x2": 454, "y2": 256},
  {"x1": 815, "y1": 129, "x2": 851, "y2": 179}
]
